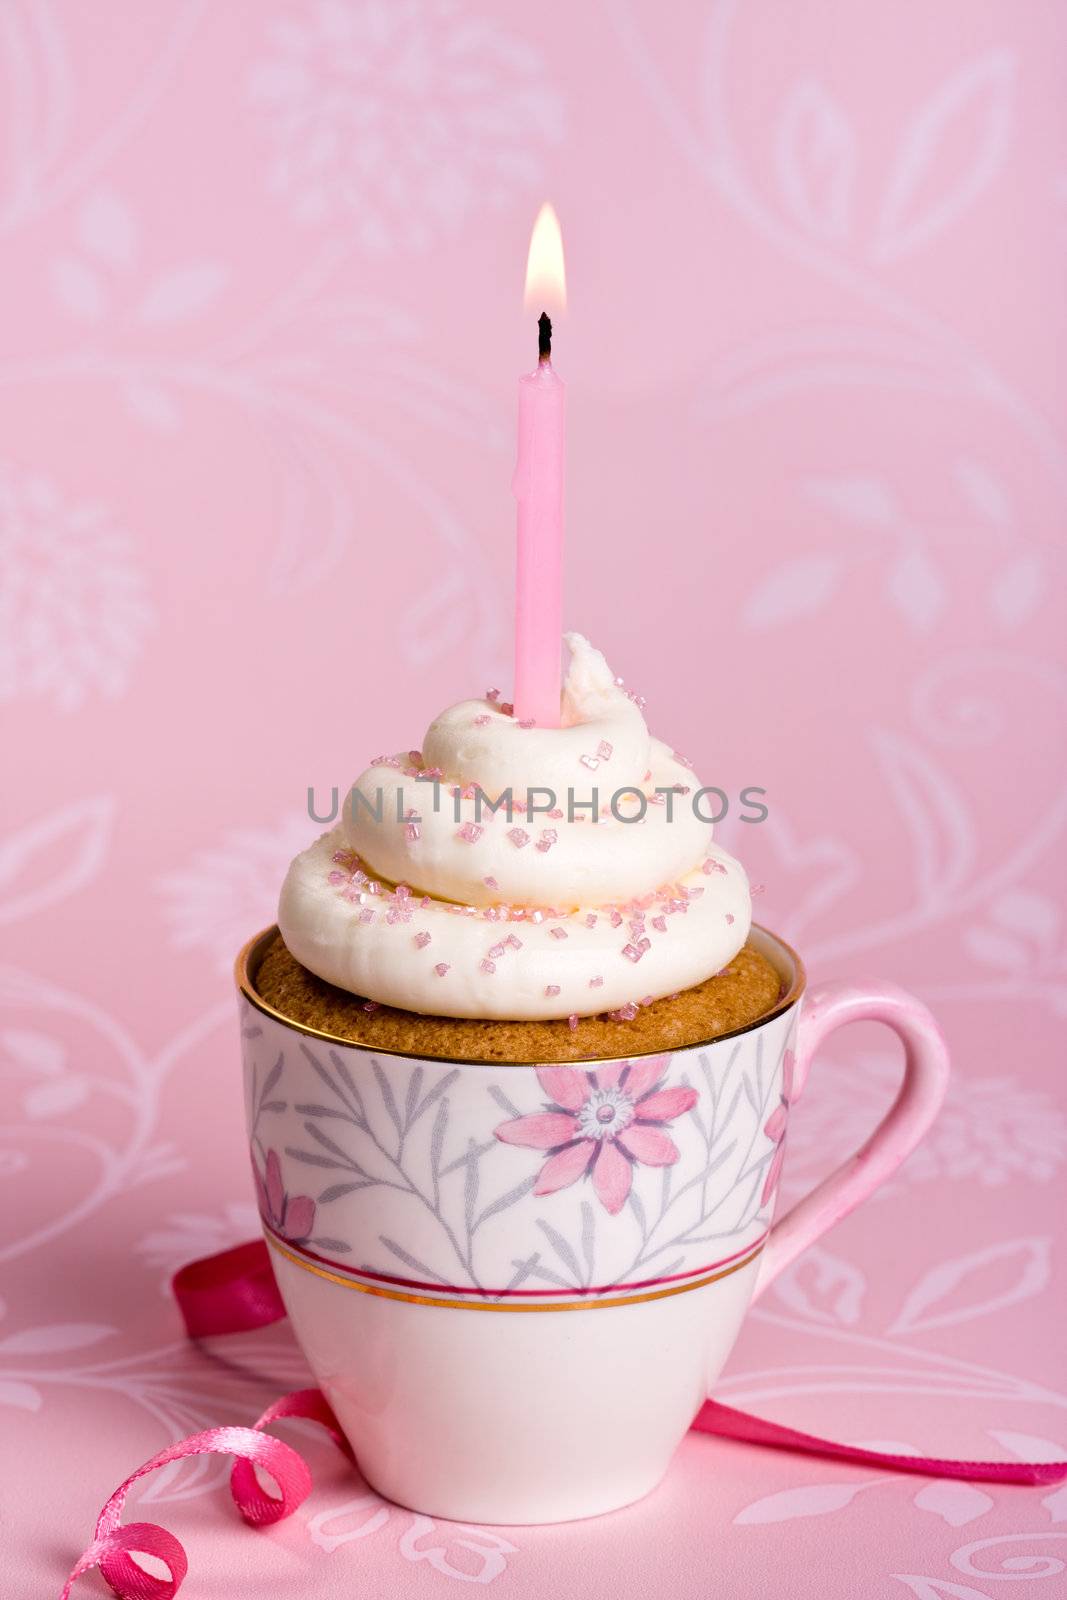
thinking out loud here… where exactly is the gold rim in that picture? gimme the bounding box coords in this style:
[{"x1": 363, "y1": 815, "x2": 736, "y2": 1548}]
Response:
[
  {"x1": 235, "y1": 922, "x2": 805, "y2": 1067},
  {"x1": 265, "y1": 1231, "x2": 766, "y2": 1312}
]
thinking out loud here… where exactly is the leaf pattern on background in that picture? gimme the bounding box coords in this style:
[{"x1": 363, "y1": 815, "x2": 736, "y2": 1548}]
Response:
[
  {"x1": 735, "y1": 1481, "x2": 875, "y2": 1524},
  {"x1": 888, "y1": 548, "x2": 945, "y2": 631},
  {"x1": 775, "y1": 80, "x2": 856, "y2": 240},
  {"x1": 869, "y1": 731, "x2": 975, "y2": 909},
  {"x1": 889, "y1": 1238, "x2": 1051, "y2": 1334},
  {"x1": 743, "y1": 553, "x2": 844, "y2": 628},
  {"x1": 0, "y1": 798, "x2": 114, "y2": 925},
  {"x1": 873, "y1": 51, "x2": 1015, "y2": 261},
  {"x1": 135, "y1": 263, "x2": 228, "y2": 323},
  {"x1": 913, "y1": 1481, "x2": 994, "y2": 1527}
]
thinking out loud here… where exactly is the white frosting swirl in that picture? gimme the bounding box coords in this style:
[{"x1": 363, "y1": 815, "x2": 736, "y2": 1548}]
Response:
[{"x1": 278, "y1": 635, "x2": 752, "y2": 1020}]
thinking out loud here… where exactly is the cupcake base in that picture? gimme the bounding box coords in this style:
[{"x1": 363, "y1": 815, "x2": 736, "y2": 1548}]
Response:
[{"x1": 253, "y1": 932, "x2": 783, "y2": 1063}]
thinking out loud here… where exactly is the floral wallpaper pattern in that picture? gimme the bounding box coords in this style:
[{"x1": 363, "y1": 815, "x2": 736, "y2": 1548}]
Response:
[{"x1": 1, "y1": 1, "x2": 1064, "y2": 1595}]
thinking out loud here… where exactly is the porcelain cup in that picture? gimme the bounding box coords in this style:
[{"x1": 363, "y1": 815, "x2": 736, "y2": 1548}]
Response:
[{"x1": 237, "y1": 924, "x2": 949, "y2": 1524}]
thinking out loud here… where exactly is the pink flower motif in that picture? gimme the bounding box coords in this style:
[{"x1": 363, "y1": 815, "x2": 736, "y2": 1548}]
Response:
[
  {"x1": 493, "y1": 1056, "x2": 696, "y2": 1215},
  {"x1": 252, "y1": 1148, "x2": 316, "y2": 1242},
  {"x1": 761, "y1": 1048, "x2": 796, "y2": 1206}
]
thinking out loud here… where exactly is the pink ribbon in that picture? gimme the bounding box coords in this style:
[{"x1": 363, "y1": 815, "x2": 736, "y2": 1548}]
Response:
[
  {"x1": 171, "y1": 1239, "x2": 286, "y2": 1339},
  {"x1": 60, "y1": 1241, "x2": 1067, "y2": 1597},
  {"x1": 60, "y1": 1388, "x2": 353, "y2": 1600}
]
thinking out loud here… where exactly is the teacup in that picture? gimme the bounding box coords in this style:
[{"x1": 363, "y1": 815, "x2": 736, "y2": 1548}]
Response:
[{"x1": 237, "y1": 924, "x2": 949, "y2": 1524}]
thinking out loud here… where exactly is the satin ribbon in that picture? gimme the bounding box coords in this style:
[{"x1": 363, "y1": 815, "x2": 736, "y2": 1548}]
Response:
[
  {"x1": 61, "y1": 1240, "x2": 1066, "y2": 1597},
  {"x1": 59, "y1": 1389, "x2": 353, "y2": 1600}
]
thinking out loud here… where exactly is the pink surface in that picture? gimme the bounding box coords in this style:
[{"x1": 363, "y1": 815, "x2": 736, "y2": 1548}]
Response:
[{"x1": 2, "y1": 1, "x2": 1065, "y2": 1595}]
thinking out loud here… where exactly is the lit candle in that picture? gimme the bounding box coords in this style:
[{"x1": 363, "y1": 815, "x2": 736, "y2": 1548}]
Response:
[{"x1": 513, "y1": 203, "x2": 566, "y2": 728}]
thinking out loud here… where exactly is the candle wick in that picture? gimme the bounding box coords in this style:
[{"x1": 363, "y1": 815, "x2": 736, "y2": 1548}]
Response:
[{"x1": 537, "y1": 311, "x2": 552, "y2": 363}]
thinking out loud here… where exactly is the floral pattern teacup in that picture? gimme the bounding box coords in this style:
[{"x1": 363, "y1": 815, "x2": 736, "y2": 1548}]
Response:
[{"x1": 238, "y1": 924, "x2": 949, "y2": 1524}]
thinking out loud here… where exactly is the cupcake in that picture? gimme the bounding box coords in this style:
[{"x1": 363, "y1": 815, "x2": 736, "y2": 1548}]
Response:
[{"x1": 260, "y1": 634, "x2": 779, "y2": 1062}]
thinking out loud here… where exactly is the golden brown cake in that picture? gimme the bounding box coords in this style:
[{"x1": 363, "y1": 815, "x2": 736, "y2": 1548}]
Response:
[{"x1": 252, "y1": 931, "x2": 783, "y2": 1064}]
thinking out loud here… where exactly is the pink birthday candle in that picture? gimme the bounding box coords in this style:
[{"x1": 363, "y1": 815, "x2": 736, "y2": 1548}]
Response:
[{"x1": 513, "y1": 204, "x2": 566, "y2": 728}]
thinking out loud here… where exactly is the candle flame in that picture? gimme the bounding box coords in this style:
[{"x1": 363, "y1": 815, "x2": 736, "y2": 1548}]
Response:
[{"x1": 523, "y1": 202, "x2": 566, "y2": 314}]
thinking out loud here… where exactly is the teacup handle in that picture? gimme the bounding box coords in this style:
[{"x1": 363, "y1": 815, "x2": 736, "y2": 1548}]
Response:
[{"x1": 752, "y1": 981, "x2": 950, "y2": 1300}]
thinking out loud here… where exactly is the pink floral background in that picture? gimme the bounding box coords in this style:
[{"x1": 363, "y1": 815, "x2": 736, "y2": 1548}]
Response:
[{"x1": 2, "y1": 1, "x2": 1066, "y2": 1594}]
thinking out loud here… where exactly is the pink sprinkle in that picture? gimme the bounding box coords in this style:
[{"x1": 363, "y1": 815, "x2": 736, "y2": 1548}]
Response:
[
  {"x1": 529, "y1": 909, "x2": 545, "y2": 924},
  {"x1": 725, "y1": 913, "x2": 735, "y2": 924},
  {"x1": 544, "y1": 984, "x2": 561, "y2": 997},
  {"x1": 589, "y1": 976, "x2": 603, "y2": 988},
  {"x1": 622, "y1": 943, "x2": 645, "y2": 963},
  {"x1": 585, "y1": 913, "x2": 597, "y2": 928},
  {"x1": 499, "y1": 701, "x2": 514, "y2": 716},
  {"x1": 518, "y1": 718, "x2": 535, "y2": 729},
  {"x1": 483, "y1": 875, "x2": 499, "y2": 890},
  {"x1": 456, "y1": 822, "x2": 484, "y2": 844},
  {"x1": 434, "y1": 963, "x2": 450, "y2": 976},
  {"x1": 610, "y1": 911, "x2": 623, "y2": 928},
  {"x1": 567, "y1": 1014, "x2": 579, "y2": 1032},
  {"x1": 702, "y1": 859, "x2": 727, "y2": 875},
  {"x1": 649, "y1": 792, "x2": 666, "y2": 806},
  {"x1": 488, "y1": 942, "x2": 506, "y2": 958},
  {"x1": 549, "y1": 926, "x2": 568, "y2": 941},
  {"x1": 328, "y1": 870, "x2": 344, "y2": 885},
  {"x1": 480, "y1": 959, "x2": 497, "y2": 975},
  {"x1": 687, "y1": 886, "x2": 704, "y2": 898},
  {"x1": 473, "y1": 714, "x2": 491, "y2": 727},
  {"x1": 414, "y1": 931, "x2": 431, "y2": 949},
  {"x1": 597, "y1": 741, "x2": 613, "y2": 760},
  {"x1": 651, "y1": 916, "x2": 667, "y2": 933},
  {"x1": 405, "y1": 822, "x2": 421, "y2": 843},
  {"x1": 367, "y1": 880, "x2": 381, "y2": 895},
  {"x1": 547, "y1": 808, "x2": 564, "y2": 820},
  {"x1": 639, "y1": 995, "x2": 654, "y2": 1006},
  {"x1": 358, "y1": 908, "x2": 375, "y2": 923},
  {"x1": 362, "y1": 1000, "x2": 379, "y2": 1013},
  {"x1": 486, "y1": 688, "x2": 500, "y2": 701},
  {"x1": 507, "y1": 828, "x2": 530, "y2": 849},
  {"x1": 506, "y1": 934, "x2": 523, "y2": 949},
  {"x1": 579, "y1": 754, "x2": 600, "y2": 770},
  {"x1": 610, "y1": 1003, "x2": 639, "y2": 1022}
]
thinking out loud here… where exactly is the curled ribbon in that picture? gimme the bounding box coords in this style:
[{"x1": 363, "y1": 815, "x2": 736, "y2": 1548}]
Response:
[
  {"x1": 60, "y1": 1388, "x2": 353, "y2": 1600},
  {"x1": 60, "y1": 1240, "x2": 1067, "y2": 1597}
]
